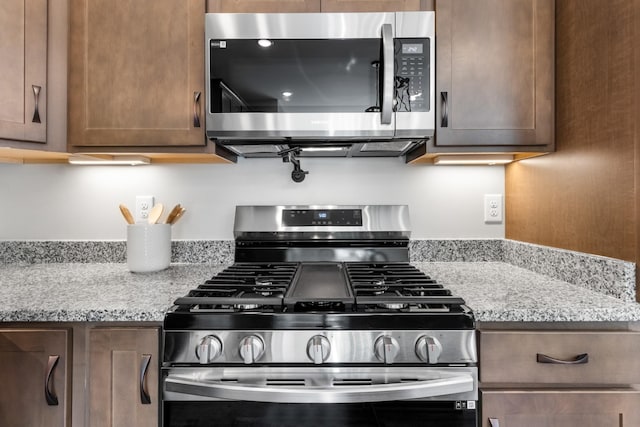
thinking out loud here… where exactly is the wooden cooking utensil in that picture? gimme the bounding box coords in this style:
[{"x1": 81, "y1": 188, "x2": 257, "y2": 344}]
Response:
[
  {"x1": 164, "y1": 204, "x2": 182, "y2": 224},
  {"x1": 148, "y1": 203, "x2": 164, "y2": 224},
  {"x1": 169, "y1": 207, "x2": 186, "y2": 225},
  {"x1": 119, "y1": 204, "x2": 135, "y2": 224}
]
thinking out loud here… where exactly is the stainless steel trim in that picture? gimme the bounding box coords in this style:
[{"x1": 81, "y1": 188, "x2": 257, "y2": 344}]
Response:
[
  {"x1": 164, "y1": 367, "x2": 477, "y2": 403},
  {"x1": 233, "y1": 205, "x2": 411, "y2": 239},
  {"x1": 381, "y1": 23, "x2": 394, "y2": 125},
  {"x1": 207, "y1": 113, "x2": 395, "y2": 140},
  {"x1": 163, "y1": 329, "x2": 477, "y2": 365},
  {"x1": 206, "y1": 12, "x2": 395, "y2": 40}
]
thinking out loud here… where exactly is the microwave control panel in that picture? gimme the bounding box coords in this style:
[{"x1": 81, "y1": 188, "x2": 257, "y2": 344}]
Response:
[{"x1": 394, "y1": 38, "x2": 430, "y2": 112}]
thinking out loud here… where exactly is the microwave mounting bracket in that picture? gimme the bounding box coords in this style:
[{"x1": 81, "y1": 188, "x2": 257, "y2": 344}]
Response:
[{"x1": 278, "y1": 147, "x2": 308, "y2": 183}]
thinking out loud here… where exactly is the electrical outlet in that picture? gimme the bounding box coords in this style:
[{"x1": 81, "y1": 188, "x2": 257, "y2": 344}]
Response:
[
  {"x1": 484, "y1": 194, "x2": 503, "y2": 223},
  {"x1": 135, "y1": 195, "x2": 155, "y2": 223}
]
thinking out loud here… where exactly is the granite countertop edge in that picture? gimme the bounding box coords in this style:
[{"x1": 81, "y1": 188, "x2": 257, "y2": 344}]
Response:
[{"x1": 1, "y1": 261, "x2": 639, "y2": 324}]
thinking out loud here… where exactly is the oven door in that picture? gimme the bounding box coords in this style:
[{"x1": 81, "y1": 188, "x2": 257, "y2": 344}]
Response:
[{"x1": 163, "y1": 366, "x2": 477, "y2": 427}]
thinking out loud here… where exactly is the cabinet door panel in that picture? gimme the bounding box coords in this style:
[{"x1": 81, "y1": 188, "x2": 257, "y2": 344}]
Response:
[
  {"x1": 320, "y1": 0, "x2": 422, "y2": 11},
  {"x1": 482, "y1": 390, "x2": 640, "y2": 427},
  {"x1": 434, "y1": 0, "x2": 554, "y2": 148},
  {"x1": 207, "y1": 0, "x2": 320, "y2": 12},
  {"x1": 88, "y1": 327, "x2": 159, "y2": 427},
  {"x1": 0, "y1": 0, "x2": 47, "y2": 143},
  {"x1": 0, "y1": 329, "x2": 69, "y2": 427},
  {"x1": 68, "y1": 0, "x2": 205, "y2": 147}
]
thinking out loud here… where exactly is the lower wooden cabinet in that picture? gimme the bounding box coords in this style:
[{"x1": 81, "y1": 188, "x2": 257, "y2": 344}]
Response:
[
  {"x1": 482, "y1": 389, "x2": 640, "y2": 427},
  {"x1": 479, "y1": 328, "x2": 640, "y2": 427},
  {"x1": 0, "y1": 329, "x2": 70, "y2": 427},
  {"x1": 87, "y1": 327, "x2": 160, "y2": 427}
]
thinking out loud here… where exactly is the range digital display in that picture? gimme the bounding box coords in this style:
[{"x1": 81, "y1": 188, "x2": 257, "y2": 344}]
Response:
[{"x1": 283, "y1": 209, "x2": 362, "y2": 226}]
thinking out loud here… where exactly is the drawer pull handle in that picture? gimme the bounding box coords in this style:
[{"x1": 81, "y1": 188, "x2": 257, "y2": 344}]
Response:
[
  {"x1": 193, "y1": 91, "x2": 201, "y2": 128},
  {"x1": 32, "y1": 85, "x2": 42, "y2": 123},
  {"x1": 45, "y1": 355, "x2": 59, "y2": 405},
  {"x1": 140, "y1": 354, "x2": 152, "y2": 404},
  {"x1": 440, "y1": 91, "x2": 449, "y2": 127},
  {"x1": 536, "y1": 352, "x2": 589, "y2": 365}
]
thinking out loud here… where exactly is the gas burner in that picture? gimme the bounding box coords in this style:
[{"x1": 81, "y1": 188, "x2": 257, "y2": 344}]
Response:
[
  {"x1": 357, "y1": 285, "x2": 388, "y2": 295},
  {"x1": 252, "y1": 286, "x2": 286, "y2": 297},
  {"x1": 255, "y1": 278, "x2": 273, "y2": 286},
  {"x1": 234, "y1": 304, "x2": 261, "y2": 310},
  {"x1": 379, "y1": 303, "x2": 408, "y2": 310}
]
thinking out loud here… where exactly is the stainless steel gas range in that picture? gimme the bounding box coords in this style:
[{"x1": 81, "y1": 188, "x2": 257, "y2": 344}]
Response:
[{"x1": 162, "y1": 205, "x2": 478, "y2": 427}]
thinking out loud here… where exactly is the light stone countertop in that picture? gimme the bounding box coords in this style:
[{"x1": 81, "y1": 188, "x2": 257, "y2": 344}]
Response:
[{"x1": 1, "y1": 262, "x2": 639, "y2": 323}]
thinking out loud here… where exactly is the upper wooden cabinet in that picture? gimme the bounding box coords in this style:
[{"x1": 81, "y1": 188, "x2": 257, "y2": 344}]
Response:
[
  {"x1": 68, "y1": 0, "x2": 207, "y2": 148},
  {"x1": 427, "y1": 0, "x2": 554, "y2": 153},
  {"x1": 320, "y1": 0, "x2": 424, "y2": 11},
  {"x1": 0, "y1": 0, "x2": 47, "y2": 144},
  {"x1": 207, "y1": 0, "x2": 320, "y2": 12},
  {"x1": 0, "y1": 329, "x2": 70, "y2": 427},
  {"x1": 206, "y1": 0, "x2": 429, "y2": 13}
]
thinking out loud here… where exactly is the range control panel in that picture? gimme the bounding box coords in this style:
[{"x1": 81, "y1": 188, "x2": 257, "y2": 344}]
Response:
[
  {"x1": 394, "y1": 38, "x2": 430, "y2": 112},
  {"x1": 282, "y1": 209, "x2": 363, "y2": 227}
]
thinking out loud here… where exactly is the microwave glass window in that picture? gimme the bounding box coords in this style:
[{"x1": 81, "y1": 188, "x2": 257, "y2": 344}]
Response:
[{"x1": 210, "y1": 39, "x2": 381, "y2": 113}]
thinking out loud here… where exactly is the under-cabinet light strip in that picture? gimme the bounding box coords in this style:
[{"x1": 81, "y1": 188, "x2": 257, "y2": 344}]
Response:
[
  {"x1": 68, "y1": 155, "x2": 151, "y2": 166},
  {"x1": 433, "y1": 155, "x2": 514, "y2": 165}
]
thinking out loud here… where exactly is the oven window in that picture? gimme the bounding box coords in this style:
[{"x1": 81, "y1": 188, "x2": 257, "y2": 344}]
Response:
[
  {"x1": 164, "y1": 401, "x2": 477, "y2": 427},
  {"x1": 210, "y1": 39, "x2": 381, "y2": 113}
]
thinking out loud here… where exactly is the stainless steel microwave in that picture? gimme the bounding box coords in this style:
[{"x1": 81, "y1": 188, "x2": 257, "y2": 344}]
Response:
[{"x1": 205, "y1": 11, "x2": 435, "y2": 158}]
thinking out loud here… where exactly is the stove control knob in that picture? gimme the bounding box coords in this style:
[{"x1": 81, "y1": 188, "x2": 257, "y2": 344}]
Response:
[
  {"x1": 374, "y1": 335, "x2": 400, "y2": 364},
  {"x1": 196, "y1": 335, "x2": 223, "y2": 364},
  {"x1": 415, "y1": 335, "x2": 443, "y2": 364},
  {"x1": 306, "y1": 335, "x2": 331, "y2": 364},
  {"x1": 239, "y1": 335, "x2": 265, "y2": 364}
]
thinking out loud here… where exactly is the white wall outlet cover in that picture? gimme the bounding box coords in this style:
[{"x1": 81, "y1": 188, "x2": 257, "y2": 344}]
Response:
[
  {"x1": 484, "y1": 194, "x2": 503, "y2": 223},
  {"x1": 135, "y1": 195, "x2": 155, "y2": 223}
]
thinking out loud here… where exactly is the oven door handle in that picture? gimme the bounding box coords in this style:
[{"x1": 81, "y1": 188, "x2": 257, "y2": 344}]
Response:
[{"x1": 165, "y1": 373, "x2": 474, "y2": 403}]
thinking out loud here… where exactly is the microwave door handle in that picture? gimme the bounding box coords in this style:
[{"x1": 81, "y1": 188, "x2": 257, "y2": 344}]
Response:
[
  {"x1": 165, "y1": 374, "x2": 474, "y2": 404},
  {"x1": 381, "y1": 23, "x2": 394, "y2": 125}
]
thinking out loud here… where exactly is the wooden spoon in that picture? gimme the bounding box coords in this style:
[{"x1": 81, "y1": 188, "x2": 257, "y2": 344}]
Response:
[
  {"x1": 148, "y1": 203, "x2": 164, "y2": 224},
  {"x1": 169, "y1": 207, "x2": 186, "y2": 225},
  {"x1": 119, "y1": 204, "x2": 135, "y2": 224},
  {"x1": 164, "y1": 204, "x2": 182, "y2": 224}
]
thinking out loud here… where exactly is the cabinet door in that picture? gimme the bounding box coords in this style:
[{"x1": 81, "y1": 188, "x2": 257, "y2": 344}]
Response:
[
  {"x1": 433, "y1": 0, "x2": 554, "y2": 149},
  {"x1": 0, "y1": 0, "x2": 47, "y2": 143},
  {"x1": 207, "y1": 0, "x2": 320, "y2": 12},
  {"x1": 320, "y1": 0, "x2": 423, "y2": 11},
  {"x1": 482, "y1": 390, "x2": 640, "y2": 427},
  {"x1": 68, "y1": 0, "x2": 205, "y2": 147},
  {"x1": 88, "y1": 327, "x2": 159, "y2": 427},
  {"x1": 0, "y1": 329, "x2": 69, "y2": 427}
]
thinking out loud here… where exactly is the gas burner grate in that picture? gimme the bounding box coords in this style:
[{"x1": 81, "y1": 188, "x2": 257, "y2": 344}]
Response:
[
  {"x1": 172, "y1": 262, "x2": 298, "y2": 313},
  {"x1": 345, "y1": 262, "x2": 468, "y2": 313}
]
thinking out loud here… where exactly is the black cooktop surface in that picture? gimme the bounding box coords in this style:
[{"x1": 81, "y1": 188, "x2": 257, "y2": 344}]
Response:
[{"x1": 166, "y1": 262, "x2": 474, "y2": 330}]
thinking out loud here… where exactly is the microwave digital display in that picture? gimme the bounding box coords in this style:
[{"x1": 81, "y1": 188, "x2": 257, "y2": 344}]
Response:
[{"x1": 402, "y1": 43, "x2": 423, "y2": 54}]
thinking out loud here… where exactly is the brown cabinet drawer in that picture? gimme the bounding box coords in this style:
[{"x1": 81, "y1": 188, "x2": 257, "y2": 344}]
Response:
[
  {"x1": 482, "y1": 389, "x2": 640, "y2": 427},
  {"x1": 480, "y1": 330, "x2": 640, "y2": 384}
]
